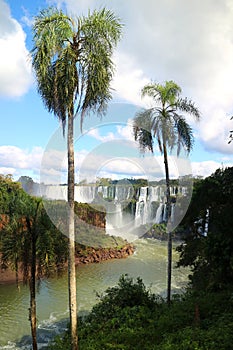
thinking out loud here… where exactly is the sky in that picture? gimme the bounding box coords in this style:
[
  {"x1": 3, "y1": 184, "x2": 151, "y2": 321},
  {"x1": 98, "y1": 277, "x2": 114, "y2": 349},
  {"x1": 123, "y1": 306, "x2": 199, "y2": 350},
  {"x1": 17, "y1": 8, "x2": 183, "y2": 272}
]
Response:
[{"x1": 1, "y1": 0, "x2": 233, "y2": 184}]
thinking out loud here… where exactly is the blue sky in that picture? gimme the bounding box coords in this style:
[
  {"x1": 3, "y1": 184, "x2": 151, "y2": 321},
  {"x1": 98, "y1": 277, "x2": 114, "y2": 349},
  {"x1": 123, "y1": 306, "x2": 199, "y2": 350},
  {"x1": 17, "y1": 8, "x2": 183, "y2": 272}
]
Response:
[{"x1": 1, "y1": 0, "x2": 233, "y2": 184}]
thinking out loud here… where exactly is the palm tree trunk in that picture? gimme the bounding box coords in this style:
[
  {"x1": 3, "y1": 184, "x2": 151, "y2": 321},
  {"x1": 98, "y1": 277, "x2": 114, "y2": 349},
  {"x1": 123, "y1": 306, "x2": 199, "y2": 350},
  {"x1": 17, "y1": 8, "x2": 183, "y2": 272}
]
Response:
[
  {"x1": 163, "y1": 143, "x2": 172, "y2": 305},
  {"x1": 67, "y1": 110, "x2": 78, "y2": 350},
  {"x1": 30, "y1": 235, "x2": 37, "y2": 350},
  {"x1": 15, "y1": 257, "x2": 19, "y2": 290},
  {"x1": 27, "y1": 217, "x2": 38, "y2": 350}
]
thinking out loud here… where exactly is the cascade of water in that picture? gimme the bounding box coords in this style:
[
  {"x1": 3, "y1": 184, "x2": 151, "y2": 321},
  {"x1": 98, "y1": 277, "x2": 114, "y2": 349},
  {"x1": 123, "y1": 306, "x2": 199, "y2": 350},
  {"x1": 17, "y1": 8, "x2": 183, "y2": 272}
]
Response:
[
  {"x1": 162, "y1": 203, "x2": 167, "y2": 222},
  {"x1": 135, "y1": 201, "x2": 144, "y2": 226},
  {"x1": 37, "y1": 184, "x2": 187, "y2": 235},
  {"x1": 203, "y1": 208, "x2": 209, "y2": 236},
  {"x1": 75, "y1": 186, "x2": 96, "y2": 203},
  {"x1": 114, "y1": 186, "x2": 131, "y2": 202},
  {"x1": 138, "y1": 187, "x2": 148, "y2": 201},
  {"x1": 148, "y1": 186, "x2": 159, "y2": 202},
  {"x1": 43, "y1": 185, "x2": 67, "y2": 200},
  {"x1": 170, "y1": 203, "x2": 175, "y2": 224},
  {"x1": 134, "y1": 187, "x2": 147, "y2": 226},
  {"x1": 108, "y1": 185, "x2": 115, "y2": 200},
  {"x1": 155, "y1": 203, "x2": 164, "y2": 224}
]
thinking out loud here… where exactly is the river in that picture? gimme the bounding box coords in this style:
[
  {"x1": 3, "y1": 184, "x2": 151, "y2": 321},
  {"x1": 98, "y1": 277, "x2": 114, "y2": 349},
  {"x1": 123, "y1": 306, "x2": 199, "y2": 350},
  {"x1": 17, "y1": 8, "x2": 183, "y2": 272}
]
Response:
[{"x1": 0, "y1": 239, "x2": 188, "y2": 349}]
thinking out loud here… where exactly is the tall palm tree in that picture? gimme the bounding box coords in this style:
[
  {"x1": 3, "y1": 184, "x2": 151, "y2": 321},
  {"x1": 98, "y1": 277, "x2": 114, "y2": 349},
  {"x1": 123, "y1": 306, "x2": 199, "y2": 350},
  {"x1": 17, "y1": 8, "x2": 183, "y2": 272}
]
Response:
[
  {"x1": 31, "y1": 7, "x2": 122, "y2": 349},
  {"x1": 133, "y1": 80, "x2": 200, "y2": 304}
]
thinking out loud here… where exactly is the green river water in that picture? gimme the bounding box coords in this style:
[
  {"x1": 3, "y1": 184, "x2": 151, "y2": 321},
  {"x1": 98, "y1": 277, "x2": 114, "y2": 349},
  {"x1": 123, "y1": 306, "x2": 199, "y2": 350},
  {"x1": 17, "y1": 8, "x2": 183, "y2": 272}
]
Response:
[{"x1": 0, "y1": 239, "x2": 188, "y2": 349}]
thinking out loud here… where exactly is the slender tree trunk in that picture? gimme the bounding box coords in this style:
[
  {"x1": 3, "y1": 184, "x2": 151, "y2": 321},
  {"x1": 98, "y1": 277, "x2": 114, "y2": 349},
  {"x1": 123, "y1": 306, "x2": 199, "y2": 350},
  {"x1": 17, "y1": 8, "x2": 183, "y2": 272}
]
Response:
[
  {"x1": 163, "y1": 143, "x2": 172, "y2": 305},
  {"x1": 28, "y1": 220, "x2": 38, "y2": 350},
  {"x1": 67, "y1": 111, "x2": 78, "y2": 350},
  {"x1": 15, "y1": 257, "x2": 20, "y2": 290}
]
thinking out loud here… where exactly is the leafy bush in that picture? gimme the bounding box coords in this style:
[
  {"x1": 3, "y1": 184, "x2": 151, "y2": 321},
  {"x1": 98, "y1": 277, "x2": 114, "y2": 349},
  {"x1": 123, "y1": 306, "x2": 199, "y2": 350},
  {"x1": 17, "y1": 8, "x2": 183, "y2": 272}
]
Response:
[{"x1": 48, "y1": 276, "x2": 233, "y2": 350}]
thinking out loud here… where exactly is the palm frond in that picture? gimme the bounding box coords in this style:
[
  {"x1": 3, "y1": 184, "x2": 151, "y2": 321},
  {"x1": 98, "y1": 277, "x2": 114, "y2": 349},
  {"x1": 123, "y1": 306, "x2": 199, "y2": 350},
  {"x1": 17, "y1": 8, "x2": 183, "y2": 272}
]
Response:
[
  {"x1": 135, "y1": 80, "x2": 200, "y2": 157},
  {"x1": 163, "y1": 80, "x2": 181, "y2": 105},
  {"x1": 133, "y1": 110, "x2": 154, "y2": 153},
  {"x1": 177, "y1": 97, "x2": 201, "y2": 121},
  {"x1": 141, "y1": 84, "x2": 161, "y2": 101},
  {"x1": 175, "y1": 115, "x2": 194, "y2": 154},
  {"x1": 78, "y1": 8, "x2": 122, "y2": 129},
  {"x1": 31, "y1": 7, "x2": 122, "y2": 132},
  {"x1": 228, "y1": 130, "x2": 233, "y2": 144},
  {"x1": 142, "y1": 81, "x2": 182, "y2": 107}
]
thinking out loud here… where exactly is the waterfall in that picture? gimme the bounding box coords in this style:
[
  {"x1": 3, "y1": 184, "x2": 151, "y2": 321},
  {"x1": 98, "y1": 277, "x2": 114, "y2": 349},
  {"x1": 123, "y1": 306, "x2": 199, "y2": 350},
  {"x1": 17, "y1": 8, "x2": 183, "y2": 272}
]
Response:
[
  {"x1": 41, "y1": 185, "x2": 67, "y2": 201},
  {"x1": 36, "y1": 183, "x2": 187, "y2": 237},
  {"x1": 155, "y1": 203, "x2": 164, "y2": 223},
  {"x1": 75, "y1": 185, "x2": 96, "y2": 203},
  {"x1": 135, "y1": 201, "x2": 144, "y2": 226}
]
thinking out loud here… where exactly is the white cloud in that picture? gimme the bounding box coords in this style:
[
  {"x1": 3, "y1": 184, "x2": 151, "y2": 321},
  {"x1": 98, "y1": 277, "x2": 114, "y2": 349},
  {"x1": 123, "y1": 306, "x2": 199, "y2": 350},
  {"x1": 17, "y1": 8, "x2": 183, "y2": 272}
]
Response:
[
  {"x1": 191, "y1": 160, "x2": 230, "y2": 178},
  {"x1": 2, "y1": 0, "x2": 233, "y2": 183},
  {"x1": 59, "y1": 0, "x2": 233, "y2": 156},
  {"x1": 116, "y1": 119, "x2": 135, "y2": 141},
  {"x1": 0, "y1": 142, "x2": 229, "y2": 184},
  {"x1": 85, "y1": 128, "x2": 116, "y2": 142},
  {"x1": 0, "y1": 167, "x2": 17, "y2": 176},
  {"x1": 112, "y1": 52, "x2": 149, "y2": 106},
  {"x1": 0, "y1": 145, "x2": 43, "y2": 179},
  {"x1": 0, "y1": 0, "x2": 32, "y2": 98}
]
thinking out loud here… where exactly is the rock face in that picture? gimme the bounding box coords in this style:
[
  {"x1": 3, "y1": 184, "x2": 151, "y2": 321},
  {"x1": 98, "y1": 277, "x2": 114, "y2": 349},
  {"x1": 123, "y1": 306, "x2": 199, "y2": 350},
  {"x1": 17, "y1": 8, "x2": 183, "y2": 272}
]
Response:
[
  {"x1": 75, "y1": 244, "x2": 135, "y2": 265},
  {"x1": 75, "y1": 202, "x2": 105, "y2": 229}
]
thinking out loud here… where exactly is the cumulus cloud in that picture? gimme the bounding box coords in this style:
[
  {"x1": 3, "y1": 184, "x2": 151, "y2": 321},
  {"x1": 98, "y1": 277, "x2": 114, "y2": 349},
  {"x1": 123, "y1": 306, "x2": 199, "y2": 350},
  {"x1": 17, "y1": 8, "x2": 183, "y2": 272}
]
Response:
[
  {"x1": 2, "y1": 0, "x2": 233, "y2": 182},
  {"x1": 86, "y1": 128, "x2": 116, "y2": 142},
  {"x1": 0, "y1": 141, "x2": 226, "y2": 184},
  {"x1": 0, "y1": 146, "x2": 43, "y2": 179},
  {"x1": 0, "y1": 0, "x2": 32, "y2": 98},
  {"x1": 191, "y1": 160, "x2": 232, "y2": 178},
  {"x1": 111, "y1": 52, "x2": 149, "y2": 106},
  {"x1": 57, "y1": 0, "x2": 233, "y2": 157}
]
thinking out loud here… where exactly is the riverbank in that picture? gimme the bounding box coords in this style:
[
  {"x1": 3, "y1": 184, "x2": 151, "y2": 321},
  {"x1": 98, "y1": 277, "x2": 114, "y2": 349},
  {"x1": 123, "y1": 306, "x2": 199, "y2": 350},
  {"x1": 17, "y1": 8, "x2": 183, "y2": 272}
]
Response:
[{"x1": 0, "y1": 243, "x2": 135, "y2": 285}]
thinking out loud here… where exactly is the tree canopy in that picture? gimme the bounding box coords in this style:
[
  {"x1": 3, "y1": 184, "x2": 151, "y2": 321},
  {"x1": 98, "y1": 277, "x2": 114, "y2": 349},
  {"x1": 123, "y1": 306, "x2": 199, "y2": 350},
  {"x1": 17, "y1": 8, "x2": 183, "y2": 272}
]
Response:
[{"x1": 177, "y1": 167, "x2": 233, "y2": 291}]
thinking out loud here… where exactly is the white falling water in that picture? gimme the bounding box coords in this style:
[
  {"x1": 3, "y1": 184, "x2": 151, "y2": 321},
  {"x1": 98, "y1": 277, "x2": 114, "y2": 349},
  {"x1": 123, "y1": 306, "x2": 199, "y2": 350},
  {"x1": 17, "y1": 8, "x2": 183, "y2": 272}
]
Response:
[
  {"x1": 36, "y1": 184, "x2": 187, "y2": 235},
  {"x1": 75, "y1": 186, "x2": 96, "y2": 203},
  {"x1": 155, "y1": 203, "x2": 164, "y2": 223}
]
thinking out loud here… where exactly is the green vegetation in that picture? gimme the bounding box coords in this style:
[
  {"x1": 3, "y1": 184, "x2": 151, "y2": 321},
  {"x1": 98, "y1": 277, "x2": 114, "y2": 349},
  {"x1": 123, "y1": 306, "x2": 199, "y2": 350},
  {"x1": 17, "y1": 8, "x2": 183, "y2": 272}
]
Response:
[
  {"x1": 46, "y1": 166, "x2": 233, "y2": 349},
  {"x1": 48, "y1": 275, "x2": 233, "y2": 350},
  {"x1": 177, "y1": 166, "x2": 233, "y2": 291}
]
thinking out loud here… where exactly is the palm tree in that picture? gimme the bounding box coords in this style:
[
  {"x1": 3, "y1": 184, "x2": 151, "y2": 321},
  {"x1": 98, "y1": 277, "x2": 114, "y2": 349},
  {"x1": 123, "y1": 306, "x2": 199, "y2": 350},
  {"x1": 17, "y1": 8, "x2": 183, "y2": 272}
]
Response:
[
  {"x1": 133, "y1": 80, "x2": 200, "y2": 304},
  {"x1": 31, "y1": 7, "x2": 122, "y2": 349}
]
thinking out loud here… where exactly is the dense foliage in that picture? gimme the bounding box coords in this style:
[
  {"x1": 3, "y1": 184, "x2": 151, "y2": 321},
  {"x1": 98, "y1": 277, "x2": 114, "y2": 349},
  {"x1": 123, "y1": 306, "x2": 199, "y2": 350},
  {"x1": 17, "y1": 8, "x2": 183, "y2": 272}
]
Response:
[
  {"x1": 48, "y1": 275, "x2": 233, "y2": 350},
  {"x1": 0, "y1": 175, "x2": 69, "y2": 280},
  {"x1": 177, "y1": 167, "x2": 233, "y2": 291}
]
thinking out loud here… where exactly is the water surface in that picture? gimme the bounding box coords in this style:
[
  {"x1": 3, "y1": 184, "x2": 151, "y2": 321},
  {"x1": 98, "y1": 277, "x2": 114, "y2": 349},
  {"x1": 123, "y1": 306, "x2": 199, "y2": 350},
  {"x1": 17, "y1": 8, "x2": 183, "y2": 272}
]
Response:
[{"x1": 0, "y1": 239, "x2": 187, "y2": 349}]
